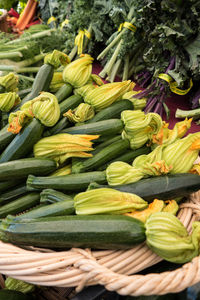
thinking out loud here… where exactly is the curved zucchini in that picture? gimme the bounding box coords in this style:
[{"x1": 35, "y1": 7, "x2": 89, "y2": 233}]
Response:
[
  {"x1": 60, "y1": 94, "x2": 83, "y2": 115},
  {"x1": 40, "y1": 189, "x2": 73, "y2": 204},
  {"x1": 72, "y1": 139, "x2": 130, "y2": 173},
  {"x1": 55, "y1": 83, "x2": 73, "y2": 103},
  {"x1": 0, "y1": 192, "x2": 40, "y2": 218},
  {"x1": 0, "y1": 157, "x2": 57, "y2": 181},
  {"x1": 13, "y1": 64, "x2": 54, "y2": 111},
  {"x1": 88, "y1": 174, "x2": 200, "y2": 202},
  {"x1": 0, "y1": 118, "x2": 44, "y2": 163},
  {"x1": 1, "y1": 215, "x2": 146, "y2": 249},
  {"x1": 62, "y1": 119, "x2": 124, "y2": 136},
  {"x1": 27, "y1": 171, "x2": 107, "y2": 192},
  {"x1": 87, "y1": 100, "x2": 133, "y2": 123},
  {"x1": 0, "y1": 184, "x2": 27, "y2": 204}
]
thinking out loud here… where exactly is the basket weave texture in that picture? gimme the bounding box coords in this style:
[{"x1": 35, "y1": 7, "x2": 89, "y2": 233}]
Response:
[{"x1": 0, "y1": 190, "x2": 199, "y2": 296}]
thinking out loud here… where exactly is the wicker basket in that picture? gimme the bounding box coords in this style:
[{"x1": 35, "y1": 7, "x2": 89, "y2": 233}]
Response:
[{"x1": 0, "y1": 190, "x2": 199, "y2": 296}]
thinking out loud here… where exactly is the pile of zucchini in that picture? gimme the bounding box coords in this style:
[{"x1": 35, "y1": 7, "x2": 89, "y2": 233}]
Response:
[{"x1": 0, "y1": 57, "x2": 199, "y2": 253}]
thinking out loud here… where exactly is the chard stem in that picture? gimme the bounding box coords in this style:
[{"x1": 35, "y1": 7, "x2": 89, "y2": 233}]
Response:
[
  {"x1": 0, "y1": 51, "x2": 23, "y2": 59},
  {"x1": 17, "y1": 53, "x2": 46, "y2": 68},
  {"x1": 7, "y1": 29, "x2": 56, "y2": 45},
  {"x1": 68, "y1": 46, "x2": 78, "y2": 61},
  {"x1": 176, "y1": 107, "x2": 200, "y2": 120},
  {"x1": 0, "y1": 65, "x2": 40, "y2": 73},
  {"x1": 18, "y1": 74, "x2": 35, "y2": 82},
  {"x1": 122, "y1": 54, "x2": 129, "y2": 81},
  {"x1": 108, "y1": 59, "x2": 122, "y2": 82}
]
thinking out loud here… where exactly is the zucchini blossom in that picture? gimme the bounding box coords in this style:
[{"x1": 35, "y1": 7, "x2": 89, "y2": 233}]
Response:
[
  {"x1": 44, "y1": 50, "x2": 70, "y2": 69},
  {"x1": 0, "y1": 72, "x2": 19, "y2": 92},
  {"x1": 145, "y1": 212, "x2": 200, "y2": 263},
  {"x1": 121, "y1": 110, "x2": 163, "y2": 149},
  {"x1": 8, "y1": 92, "x2": 60, "y2": 134},
  {"x1": 122, "y1": 90, "x2": 146, "y2": 110},
  {"x1": 84, "y1": 80, "x2": 134, "y2": 111},
  {"x1": 151, "y1": 118, "x2": 192, "y2": 147},
  {"x1": 34, "y1": 133, "x2": 99, "y2": 164},
  {"x1": 0, "y1": 92, "x2": 20, "y2": 112},
  {"x1": 64, "y1": 103, "x2": 95, "y2": 123},
  {"x1": 75, "y1": 74, "x2": 104, "y2": 97},
  {"x1": 63, "y1": 54, "x2": 93, "y2": 88},
  {"x1": 190, "y1": 163, "x2": 200, "y2": 175},
  {"x1": 5, "y1": 277, "x2": 35, "y2": 293},
  {"x1": 74, "y1": 188, "x2": 148, "y2": 215},
  {"x1": 50, "y1": 72, "x2": 65, "y2": 93}
]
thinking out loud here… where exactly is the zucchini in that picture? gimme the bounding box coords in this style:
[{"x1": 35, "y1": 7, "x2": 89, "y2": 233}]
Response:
[
  {"x1": 0, "y1": 118, "x2": 44, "y2": 163},
  {"x1": 14, "y1": 199, "x2": 75, "y2": 220},
  {"x1": 0, "y1": 112, "x2": 8, "y2": 128},
  {"x1": 1, "y1": 215, "x2": 145, "y2": 249},
  {"x1": 87, "y1": 100, "x2": 133, "y2": 123},
  {"x1": 62, "y1": 119, "x2": 124, "y2": 136},
  {"x1": 27, "y1": 171, "x2": 107, "y2": 192},
  {"x1": 40, "y1": 189, "x2": 73, "y2": 204},
  {"x1": 72, "y1": 139, "x2": 130, "y2": 173},
  {"x1": 0, "y1": 184, "x2": 27, "y2": 204},
  {"x1": 0, "y1": 124, "x2": 14, "y2": 152},
  {"x1": 0, "y1": 180, "x2": 22, "y2": 193},
  {"x1": 55, "y1": 83, "x2": 73, "y2": 103},
  {"x1": 98, "y1": 146, "x2": 150, "y2": 170},
  {"x1": 43, "y1": 117, "x2": 70, "y2": 137},
  {"x1": 0, "y1": 157, "x2": 57, "y2": 181},
  {"x1": 92, "y1": 135, "x2": 121, "y2": 152},
  {"x1": 13, "y1": 64, "x2": 54, "y2": 111},
  {"x1": 88, "y1": 173, "x2": 200, "y2": 202},
  {"x1": 60, "y1": 94, "x2": 83, "y2": 115},
  {"x1": 0, "y1": 192, "x2": 40, "y2": 218}
]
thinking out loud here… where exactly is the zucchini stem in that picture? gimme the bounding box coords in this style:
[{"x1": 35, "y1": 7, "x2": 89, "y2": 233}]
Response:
[{"x1": 176, "y1": 107, "x2": 200, "y2": 120}]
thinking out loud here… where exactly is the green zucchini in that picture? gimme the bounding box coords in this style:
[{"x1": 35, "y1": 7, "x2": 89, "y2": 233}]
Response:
[
  {"x1": 0, "y1": 124, "x2": 14, "y2": 152},
  {"x1": 43, "y1": 117, "x2": 70, "y2": 137},
  {"x1": 55, "y1": 83, "x2": 73, "y2": 103},
  {"x1": 98, "y1": 146, "x2": 150, "y2": 170},
  {"x1": 0, "y1": 157, "x2": 57, "y2": 181},
  {"x1": 0, "y1": 112, "x2": 8, "y2": 129},
  {"x1": 14, "y1": 199, "x2": 75, "y2": 220},
  {"x1": 0, "y1": 180, "x2": 22, "y2": 193},
  {"x1": 1, "y1": 215, "x2": 145, "y2": 249},
  {"x1": 62, "y1": 119, "x2": 124, "y2": 136},
  {"x1": 88, "y1": 174, "x2": 200, "y2": 202},
  {"x1": 0, "y1": 118, "x2": 44, "y2": 163},
  {"x1": 40, "y1": 189, "x2": 73, "y2": 204},
  {"x1": 13, "y1": 64, "x2": 54, "y2": 111},
  {"x1": 0, "y1": 192, "x2": 40, "y2": 218},
  {"x1": 27, "y1": 171, "x2": 107, "y2": 192},
  {"x1": 92, "y1": 135, "x2": 122, "y2": 152},
  {"x1": 0, "y1": 184, "x2": 27, "y2": 204},
  {"x1": 72, "y1": 139, "x2": 130, "y2": 173},
  {"x1": 0, "y1": 290, "x2": 32, "y2": 300},
  {"x1": 87, "y1": 100, "x2": 133, "y2": 123},
  {"x1": 60, "y1": 94, "x2": 83, "y2": 115}
]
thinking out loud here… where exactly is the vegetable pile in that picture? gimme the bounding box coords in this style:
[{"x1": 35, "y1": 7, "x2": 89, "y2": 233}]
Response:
[{"x1": 0, "y1": 51, "x2": 199, "y2": 266}]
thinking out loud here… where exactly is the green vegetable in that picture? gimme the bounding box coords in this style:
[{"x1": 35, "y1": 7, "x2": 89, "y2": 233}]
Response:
[
  {"x1": 5, "y1": 277, "x2": 35, "y2": 294},
  {"x1": 40, "y1": 189, "x2": 73, "y2": 204},
  {"x1": 60, "y1": 94, "x2": 83, "y2": 115},
  {"x1": 55, "y1": 83, "x2": 73, "y2": 103},
  {"x1": 0, "y1": 215, "x2": 146, "y2": 249},
  {"x1": 0, "y1": 289, "x2": 32, "y2": 300},
  {"x1": 0, "y1": 184, "x2": 27, "y2": 205}
]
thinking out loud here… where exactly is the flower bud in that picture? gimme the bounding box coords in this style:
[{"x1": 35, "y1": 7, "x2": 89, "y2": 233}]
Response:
[
  {"x1": 0, "y1": 92, "x2": 20, "y2": 112},
  {"x1": 84, "y1": 80, "x2": 134, "y2": 111},
  {"x1": 8, "y1": 110, "x2": 33, "y2": 134},
  {"x1": 74, "y1": 74, "x2": 104, "y2": 97},
  {"x1": 50, "y1": 72, "x2": 65, "y2": 93},
  {"x1": 122, "y1": 90, "x2": 146, "y2": 110},
  {"x1": 0, "y1": 73, "x2": 18, "y2": 92},
  {"x1": 121, "y1": 110, "x2": 163, "y2": 149},
  {"x1": 74, "y1": 188, "x2": 148, "y2": 215},
  {"x1": 64, "y1": 103, "x2": 95, "y2": 123},
  {"x1": 34, "y1": 133, "x2": 99, "y2": 164},
  {"x1": 145, "y1": 212, "x2": 200, "y2": 263},
  {"x1": 44, "y1": 50, "x2": 70, "y2": 68},
  {"x1": 63, "y1": 54, "x2": 93, "y2": 88}
]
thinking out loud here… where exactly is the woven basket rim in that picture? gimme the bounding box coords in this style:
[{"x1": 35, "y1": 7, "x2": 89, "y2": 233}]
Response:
[{"x1": 0, "y1": 190, "x2": 199, "y2": 296}]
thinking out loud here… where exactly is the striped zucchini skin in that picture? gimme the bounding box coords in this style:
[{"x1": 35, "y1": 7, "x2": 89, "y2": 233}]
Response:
[
  {"x1": 0, "y1": 118, "x2": 44, "y2": 163},
  {"x1": 0, "y1": 125, "x2": 14, "y2": 152},
  {"x1": 0, "y1": 158, "x2": 57, "y2": 181},
  {"x1": 62, "y1": 119, "x2": 124, "y2": 136},
  {"x1": 87, "y1": 100, "x2": 133, "y2": 123},
  {"x1": 43, "y1": 117, "x2": 70, "y2": 137},
  {"x1": 0, "y1": 180, "x2": 22, "y2": 193},
  {"x1": 72, "y1": 139, "x2": 130, "y2": 173},
  {"x1": 0, "y1": 184, "x2": 28, "y2": 204},
  {"x1": 0, "y1": 193, "x2": 40, "y2": 218},
  {"x1": 1, "y1": 215, "x2": 146, "y2": 249},
  {"x1": 60, "y1": 94, "x2": 83, "y2": 115},
  {"x1": 27, "y1": 171, "x2": 107, "y2": 192},
  {"x1": 55, "y1": 83, "x2": 73, "y2": 103}
]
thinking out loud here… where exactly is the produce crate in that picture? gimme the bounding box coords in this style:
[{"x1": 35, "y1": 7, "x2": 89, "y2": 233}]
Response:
[
  {"x1": 0, "y1": 189, "x2": 199, "y2": 297},
  {"x1": 0, "y1": 10, "x2": 8, "y2": 32}
]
